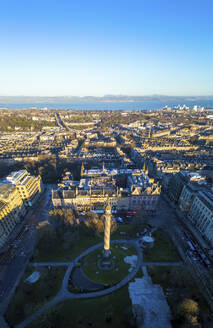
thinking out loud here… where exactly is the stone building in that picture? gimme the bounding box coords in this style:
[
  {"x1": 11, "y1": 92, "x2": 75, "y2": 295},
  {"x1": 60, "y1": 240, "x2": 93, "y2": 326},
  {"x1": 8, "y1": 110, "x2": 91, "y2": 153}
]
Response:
[
  {"x1": 0, "y1": 170, "x2": 43, "y2": 248},
  {"x1": 167, "y1": 172, "x2": 189, "y2": 203},
  {"x1": 187, "y1": 191, "x2": 213, "y2": 246},
  {"x1": 167, "y1": 171, "x2": 205, "y2": 204},
  {"x1": 52, "y1": 168, "x2": 161, "y2": 213},
  {"x1": 7, "y1": 170, "x2": 43, "y2": 206},
  {"x1": 0, "y1": 182, "x2": 25, "y2": 248},
  {"x1": 178, "y1": 183, "x2": 199, "y2": 212}
]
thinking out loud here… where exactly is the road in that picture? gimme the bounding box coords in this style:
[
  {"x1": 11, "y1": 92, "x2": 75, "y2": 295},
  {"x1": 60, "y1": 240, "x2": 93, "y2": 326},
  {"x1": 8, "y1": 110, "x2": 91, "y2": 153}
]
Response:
[
  {"x1": 0, "y1": 184, "x2": 53, "y2": 313},
  {"x1": 55, "y1": 113, "x2": 69, "y2": 131},
  {"x1": 147, "y1": 194, "x2": 213, "y2": 310}
]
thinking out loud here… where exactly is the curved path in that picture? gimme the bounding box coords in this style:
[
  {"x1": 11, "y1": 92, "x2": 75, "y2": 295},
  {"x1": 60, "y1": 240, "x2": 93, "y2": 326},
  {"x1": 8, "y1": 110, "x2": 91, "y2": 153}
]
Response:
[{"x1": 15, "y1": 239, "x2": 142, "y2": 328}]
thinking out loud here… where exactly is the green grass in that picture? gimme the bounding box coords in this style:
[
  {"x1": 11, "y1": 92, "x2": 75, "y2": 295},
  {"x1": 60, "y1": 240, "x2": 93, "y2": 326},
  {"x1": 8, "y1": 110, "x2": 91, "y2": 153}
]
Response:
[
  {"x1": 143, "y1": 229, "x2": 180, "y2": 262},
  {"x1": 33, "y1": 224, "x2": 144, "y2": 262},
  {"x1": 68, "y1": 284, "x2": 81, "y2": 293},
  {"x1": 111, "y1": 223, "x2": 147, "y2": 240},
  {"x1": 81, "y1": 244, "x2": 137, "y2": 285},
  {"x1": 33, "y1": 232, "x2": 103, "y2": 262},
  {"x1": 147, "y1": 265, "x2": 212, "y2": 327},
  {"x1": 28, "y1": 286, "x2": 135, "y2": 328},
  {"x1": 5, "y1": 266, "x2": 67, "y2": 326}
]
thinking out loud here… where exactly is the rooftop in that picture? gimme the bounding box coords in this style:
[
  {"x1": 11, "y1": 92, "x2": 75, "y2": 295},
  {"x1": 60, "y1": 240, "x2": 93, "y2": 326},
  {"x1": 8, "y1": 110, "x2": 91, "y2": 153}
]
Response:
[
  {"x1": 0, "y1": 200, "x2": 6, "y2": 211},
  {"x1": 0, "y1": 181, "x2": 16, "y2": 200},
  {"x1": 7, "y1": 170, "x2": 28, "y2": 184},
  {"x1": 197, "y1": 191, "x2": 213, "y2": 210}
]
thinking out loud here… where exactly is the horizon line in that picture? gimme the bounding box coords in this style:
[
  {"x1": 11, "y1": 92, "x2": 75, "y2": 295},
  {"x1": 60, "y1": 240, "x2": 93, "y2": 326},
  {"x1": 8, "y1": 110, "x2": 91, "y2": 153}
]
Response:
[{"x1": 0, "y1": 94, "x2": 213, "y2": 98}]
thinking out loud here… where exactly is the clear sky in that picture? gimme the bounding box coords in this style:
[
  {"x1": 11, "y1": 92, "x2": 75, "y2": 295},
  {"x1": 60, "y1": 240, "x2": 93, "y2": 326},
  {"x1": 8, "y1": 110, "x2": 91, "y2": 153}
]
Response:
[{"x1": 0, "y1": 0, "x2": 213, "y2": 96}]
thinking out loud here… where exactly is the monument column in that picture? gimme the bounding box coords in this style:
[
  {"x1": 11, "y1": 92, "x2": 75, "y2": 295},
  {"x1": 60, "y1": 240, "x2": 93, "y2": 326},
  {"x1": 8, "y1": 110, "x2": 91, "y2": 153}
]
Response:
[
  {"x1": 103, "y1": 197, "x2": 112, "y2": 258},
  {"x1": 99, "y1": 197, "x2": 114, "y2": 270}
]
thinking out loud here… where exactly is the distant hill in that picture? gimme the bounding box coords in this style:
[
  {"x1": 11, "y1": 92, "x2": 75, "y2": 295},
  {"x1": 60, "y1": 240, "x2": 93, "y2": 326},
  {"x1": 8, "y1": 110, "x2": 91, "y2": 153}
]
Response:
[{"x1": 0, "y1": 95, "x2": 213, "y2": 104}]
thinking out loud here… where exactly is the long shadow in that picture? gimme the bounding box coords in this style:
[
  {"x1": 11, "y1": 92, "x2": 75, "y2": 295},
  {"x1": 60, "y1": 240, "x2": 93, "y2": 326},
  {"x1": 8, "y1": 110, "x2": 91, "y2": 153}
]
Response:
[
  {"x1": 70, "y1": 267, "x2": 105, "y2": 292},
  {"x1": 15, "y1": 239, "x2": 142, "y2": 328}
]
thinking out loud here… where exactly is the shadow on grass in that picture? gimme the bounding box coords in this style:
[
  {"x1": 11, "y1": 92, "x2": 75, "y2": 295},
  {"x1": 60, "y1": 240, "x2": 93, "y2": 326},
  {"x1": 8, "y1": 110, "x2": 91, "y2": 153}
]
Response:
[
  {"x1": 143, "y1": 229, "x2": 180, "y2": 262},
  {"x1": 5, "y1": 266, "x2": 67, "y2": 326}
]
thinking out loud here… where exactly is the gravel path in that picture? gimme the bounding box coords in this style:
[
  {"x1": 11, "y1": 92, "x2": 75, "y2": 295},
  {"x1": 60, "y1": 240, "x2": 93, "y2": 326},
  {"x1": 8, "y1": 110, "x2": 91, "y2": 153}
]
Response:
[
  {"x1": 30, "y1": 262, "x2": 70, "y2": 267},
  {"x1": 142, "y1": 262, "x2": 183, "y2": 266}
]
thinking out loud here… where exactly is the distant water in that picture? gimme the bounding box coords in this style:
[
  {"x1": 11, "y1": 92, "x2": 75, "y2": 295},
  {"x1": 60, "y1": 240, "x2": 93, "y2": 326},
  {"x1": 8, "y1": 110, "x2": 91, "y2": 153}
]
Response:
[{"x1": 0, "y1": 100, "x2": 213, "y2": 110}]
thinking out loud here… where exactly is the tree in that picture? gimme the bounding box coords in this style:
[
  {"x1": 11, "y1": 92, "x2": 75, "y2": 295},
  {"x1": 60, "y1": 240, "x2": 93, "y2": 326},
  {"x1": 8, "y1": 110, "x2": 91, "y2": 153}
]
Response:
[
  {"x1": 83, "y1": 214, "x2": 118, "y2": 236},
  {"x1": 177, "y1": 299, "x2": 200, "y2": 327},
  {"x1": 179, "y1": 299, "x2": 199, "y2": 316},
  {"x1": 37, "y1": 221, "x2": 57, "y2": 252},
  {"x1": 83, "y1": 217, "x2": 99, "y2": 236},
  {"x1": 64, "y1": 209, "x2": 75, "y2": 226},
  {"x1": 49, "y1": 209, "x2": 64, "y2": 225}
]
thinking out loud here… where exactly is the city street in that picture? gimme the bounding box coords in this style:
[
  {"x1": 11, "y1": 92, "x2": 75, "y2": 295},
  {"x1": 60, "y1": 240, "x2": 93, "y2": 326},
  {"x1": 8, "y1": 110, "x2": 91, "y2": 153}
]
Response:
[
  {"x1": 0, "y1": 184, "x2": 53, "y2": 314},
  {"x1": 1, "y1": 189, "x2": 212, "y2": 324},
  {"x1": 147, "y1": 194, "x2": 213, "y2": 311}
]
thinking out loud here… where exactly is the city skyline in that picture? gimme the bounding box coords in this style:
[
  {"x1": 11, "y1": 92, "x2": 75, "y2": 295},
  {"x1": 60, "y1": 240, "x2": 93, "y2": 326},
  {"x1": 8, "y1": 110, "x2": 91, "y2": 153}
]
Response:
[
  {"x1": 0, "y1": 1, "x2": 213, "y2": 326},
  {"x1": 0, "y1": 105, "x2": 212, "y2": 326},
  {"x1": 0, "y1": 0, "x2": 213, "y2": 96}
]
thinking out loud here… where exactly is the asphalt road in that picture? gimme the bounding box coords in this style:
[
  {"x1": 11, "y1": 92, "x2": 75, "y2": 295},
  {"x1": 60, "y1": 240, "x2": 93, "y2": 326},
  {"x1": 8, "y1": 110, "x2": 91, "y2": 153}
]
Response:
[
  {"x1": 148, "y1": 195, "x2": 213, "y2": 308},
  {"x1": 0, "y1": 184, "x2": 53, "y2": 313}
]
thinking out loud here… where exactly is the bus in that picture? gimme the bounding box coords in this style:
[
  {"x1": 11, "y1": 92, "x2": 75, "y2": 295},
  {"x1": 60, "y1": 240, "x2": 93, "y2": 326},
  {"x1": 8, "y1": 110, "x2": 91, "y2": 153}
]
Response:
[{"x1": 126, "y1": 209, "x2": 137, "y2": 216}]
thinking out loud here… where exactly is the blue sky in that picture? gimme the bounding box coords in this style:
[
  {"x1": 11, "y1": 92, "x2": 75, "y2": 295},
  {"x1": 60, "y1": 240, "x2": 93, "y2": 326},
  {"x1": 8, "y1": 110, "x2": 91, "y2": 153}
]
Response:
[{"x1": 0, "y1": 0, "x2": 213, "y2": 96}]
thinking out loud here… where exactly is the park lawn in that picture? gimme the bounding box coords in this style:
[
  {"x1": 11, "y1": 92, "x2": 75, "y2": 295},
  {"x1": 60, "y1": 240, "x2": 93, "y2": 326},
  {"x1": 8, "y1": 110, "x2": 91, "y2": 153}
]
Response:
[
  {"x1": 33, "y1": 224, "x2": 143, "y2": 262},
  {"x1": 81, "y1": 244, "x2": 137, "y2": 285},
  {"x1": 5, "y1": 266, "x2": 67, "y2": 327},
  {"x1": 147, "y1": 265, "x2": 212, "y2": 327},
  {"x1": 33, "y1": 231, "x2": 103, "y2": 262},
  {"x1": 143, "y1": 229, "x2": 180, "y2": 262},
  {"x1": 28, "y1": 286, "x2": 135, "y2": 328},
  {"x1": 111, "y1": 223, "x2": 147, "y2": 240}
]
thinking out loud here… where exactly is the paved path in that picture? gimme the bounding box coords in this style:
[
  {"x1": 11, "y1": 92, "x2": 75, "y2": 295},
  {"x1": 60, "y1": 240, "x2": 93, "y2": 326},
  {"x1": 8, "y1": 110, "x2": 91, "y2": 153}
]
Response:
[
  {"x1": 62, "y1": 263, "x2": 74, "y2": 291},
  {"x1": 143, "y1": 262, "x2": 183, "y2": 266},
  {"x1": 129, "y1": 264, "x2": 172, "y2": 328},
  {"x1": 15, "y1": 239, "x2": 142, "y2": 328},
  {"x1": 142, "y1": 265, "x2": 148, "y2": 276},
  {"x1": 30, "y1": 262, "x2": 71, "y2": 267}
]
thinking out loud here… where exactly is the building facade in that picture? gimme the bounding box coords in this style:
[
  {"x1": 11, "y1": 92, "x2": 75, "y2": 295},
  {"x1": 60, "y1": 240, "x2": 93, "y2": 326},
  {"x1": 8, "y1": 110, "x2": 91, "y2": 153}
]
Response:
[
  {"x1": 0, "y1": 182, "x2": 25, "y2": 247},
  {"x1": 178, "y1": 183, "x2": 198, "y2": 212},
  {"x1": 0, "y1": 170, "x2": 43, "y2": 249},
  {"x1": 52, "y1": 167, "x2": 161, "y2": 213},
  {"x1": 188, "y1": 192, "x2": 213, "y2": 246},
  {"x1": 7, "y1": 170, "x2": 42, "y2": 206}
]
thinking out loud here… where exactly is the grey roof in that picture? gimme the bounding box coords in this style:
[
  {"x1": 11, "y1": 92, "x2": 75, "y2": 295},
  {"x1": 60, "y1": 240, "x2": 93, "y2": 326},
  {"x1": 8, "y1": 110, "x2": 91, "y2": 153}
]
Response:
[{"x1": 197, "y1": 191, "x2": 213, "y2": 211}]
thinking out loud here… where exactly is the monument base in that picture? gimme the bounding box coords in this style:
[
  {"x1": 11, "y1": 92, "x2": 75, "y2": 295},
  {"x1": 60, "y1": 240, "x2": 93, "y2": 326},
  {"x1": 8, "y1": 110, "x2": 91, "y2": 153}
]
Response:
[
  {"x1": 98, "y1": 250, "x2": 114, "y2": 271},
  {"x1": 102, "y1": 248, "x2": 111, "y2": 258}
]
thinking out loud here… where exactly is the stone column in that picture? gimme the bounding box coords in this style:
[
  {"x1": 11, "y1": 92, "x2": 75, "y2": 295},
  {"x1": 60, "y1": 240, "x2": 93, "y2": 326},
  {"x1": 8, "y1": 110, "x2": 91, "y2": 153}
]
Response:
[{"x1": 103, "y1": 198, "x2": 112, "y2": 257}]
